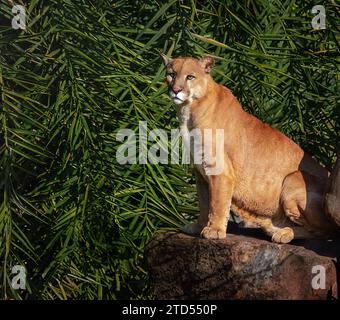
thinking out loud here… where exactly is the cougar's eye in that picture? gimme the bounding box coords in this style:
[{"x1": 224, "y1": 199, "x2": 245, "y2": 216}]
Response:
[
  {"x1": 167, "y1": 72, "x2": 175, "y2": 78},
  {"x1": 186, "y1": 75, "x2": 195, "y2": 80}
]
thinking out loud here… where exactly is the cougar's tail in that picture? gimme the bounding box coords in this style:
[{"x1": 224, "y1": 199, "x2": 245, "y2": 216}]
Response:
[{"x1": 325, "y1": 149, "x2": 340, "y2": 227}]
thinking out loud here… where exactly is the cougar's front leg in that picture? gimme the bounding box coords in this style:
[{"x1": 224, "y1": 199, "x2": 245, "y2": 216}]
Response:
[
  {"x1": 201, "y1": 173, "x2": 235, "y2": 239},
  {"x1": 182, "y1": 169, "x2": 209, "y2": 235}
]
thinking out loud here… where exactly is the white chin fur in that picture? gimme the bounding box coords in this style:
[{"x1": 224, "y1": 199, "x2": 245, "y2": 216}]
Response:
[{"x1": 173, "y1": 98, "x2": 185, "y2": 105}]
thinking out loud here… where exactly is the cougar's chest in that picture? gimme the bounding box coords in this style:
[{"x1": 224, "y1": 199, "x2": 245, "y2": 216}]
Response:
[
  {"x1": 178, "y1": 105, "x2": 194, "y2": 150},
  {"x1": 178, "y1": 105, "x2": 192, "y2": 131},
  {"x1": 178, "y1": 104, "x2": 225, "y2": 177},
  {"x1": 178, "y1": 105, "x2": 207, "y2": 177}
]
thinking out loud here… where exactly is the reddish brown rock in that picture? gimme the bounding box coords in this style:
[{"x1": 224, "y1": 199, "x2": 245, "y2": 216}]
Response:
[{"x1": 146, "y1": 232, "x2": 338, "y2": 300}]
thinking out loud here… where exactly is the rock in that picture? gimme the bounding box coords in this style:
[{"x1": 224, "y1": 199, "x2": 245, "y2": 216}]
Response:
[{"x1": 146, "y1": 231, "x2": 338, "y2": 300}]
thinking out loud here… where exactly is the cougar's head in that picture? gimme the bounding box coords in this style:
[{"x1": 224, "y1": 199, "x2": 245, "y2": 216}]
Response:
[{"x1": 161, "y1": 54, "x2": 214, "y2": 105}]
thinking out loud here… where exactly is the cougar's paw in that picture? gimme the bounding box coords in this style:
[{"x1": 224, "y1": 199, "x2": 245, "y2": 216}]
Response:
[
  {"x1": 201, "y1": 226, "x2": 226, "y2": 239},
  {"x1": 181, "y1": 222, "x2": 203, "y2": 236},
  {"x1": 271, "y1": 227, "x2": 294, "y2": 244}
]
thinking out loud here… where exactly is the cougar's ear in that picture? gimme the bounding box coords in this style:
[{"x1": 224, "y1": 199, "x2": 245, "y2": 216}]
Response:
[
  {"x1": 200, "y1": 56, "x2": 214, "y2": 73},
  {"x1": 160, "y1": 53, "x2": 172, "y2": 66}
]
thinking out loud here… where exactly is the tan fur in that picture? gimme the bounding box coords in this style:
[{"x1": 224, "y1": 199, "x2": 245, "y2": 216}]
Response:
[{"x1": 161, "y1": 54, "x2": 338, "y2": 243}]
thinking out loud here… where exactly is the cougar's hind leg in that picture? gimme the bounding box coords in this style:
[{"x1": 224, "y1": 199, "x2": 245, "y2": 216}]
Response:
[
  {"x1": 281, "y1": 170, "x2": 334, "y2": 233},
  {"x1": 259, "y1": 217, "x2": 316, "y2": 241},
  {"x1": 233, "y1": 207, "x2": 295, "y2": 244},
  {"x1": 255, "y1": 217, "x2": 295, "y2": 244},
  {"x1": 280, "y1": 171, "x2": 307, "y2": 226}
]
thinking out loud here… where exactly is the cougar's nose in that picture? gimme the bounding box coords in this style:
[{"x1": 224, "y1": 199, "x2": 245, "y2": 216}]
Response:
[{"x1": 172, "y1": 87, "x2": 182, "y2": 94}]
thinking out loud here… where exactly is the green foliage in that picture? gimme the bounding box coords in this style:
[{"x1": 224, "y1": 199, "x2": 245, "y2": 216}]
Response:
[{"x1": 0, "y1": 0, "x2": 338, "y2": 299}]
